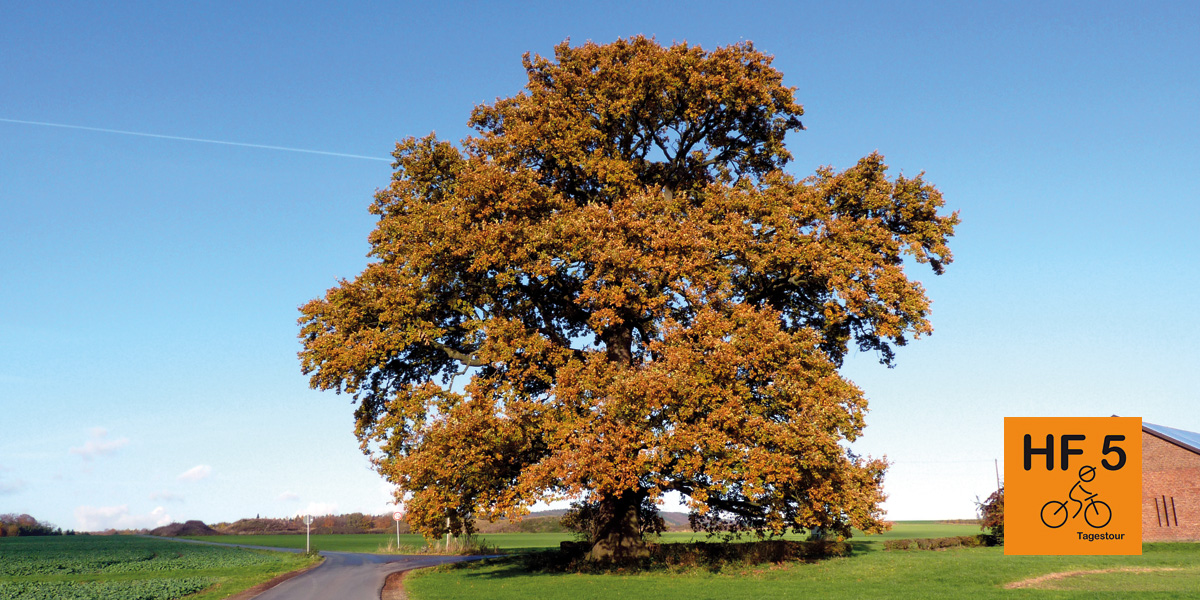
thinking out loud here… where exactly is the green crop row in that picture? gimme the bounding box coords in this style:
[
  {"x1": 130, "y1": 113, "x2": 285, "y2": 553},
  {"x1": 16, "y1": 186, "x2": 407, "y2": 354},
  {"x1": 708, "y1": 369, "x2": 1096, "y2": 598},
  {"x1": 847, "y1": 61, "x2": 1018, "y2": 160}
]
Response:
[
  {"x1": 0, "y1": 576, "x2": 214, "y2": 600},
  {"x1": 0, "y1": 537, "x2": 273, "y2": 576}
]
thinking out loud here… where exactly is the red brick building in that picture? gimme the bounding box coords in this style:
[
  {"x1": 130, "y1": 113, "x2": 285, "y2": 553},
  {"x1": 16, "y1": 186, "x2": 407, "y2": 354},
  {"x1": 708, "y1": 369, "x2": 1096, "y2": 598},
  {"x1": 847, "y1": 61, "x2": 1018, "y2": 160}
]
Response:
[{"x1": 1143, "y1": 422, "x2": 1200, "y2": 541}]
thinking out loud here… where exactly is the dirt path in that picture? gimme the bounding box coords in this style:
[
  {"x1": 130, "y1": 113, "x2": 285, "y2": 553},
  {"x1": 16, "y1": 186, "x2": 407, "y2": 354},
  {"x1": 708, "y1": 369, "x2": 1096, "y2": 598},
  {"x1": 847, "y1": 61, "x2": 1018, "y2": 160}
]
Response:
[
  {"x1": 1004, "y1": 567, "x2": 1180, "y2": 589},
  {"x1": 380, "y1": 568, "x2": 411, "y2": 600}
]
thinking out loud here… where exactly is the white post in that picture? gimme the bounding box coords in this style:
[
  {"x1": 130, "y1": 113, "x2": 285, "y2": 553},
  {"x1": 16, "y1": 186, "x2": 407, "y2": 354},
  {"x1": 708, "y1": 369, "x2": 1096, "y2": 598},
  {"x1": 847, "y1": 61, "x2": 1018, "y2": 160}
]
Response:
[
  {"x1": 445, "y1": 516, "x2": 451, "y2": 549},
  {"x1": 302, "y1": 514, "x2": 313, "y2": 553},
  {"x1": 392, "y1": 510, "x2": 404, "y2": 550}
]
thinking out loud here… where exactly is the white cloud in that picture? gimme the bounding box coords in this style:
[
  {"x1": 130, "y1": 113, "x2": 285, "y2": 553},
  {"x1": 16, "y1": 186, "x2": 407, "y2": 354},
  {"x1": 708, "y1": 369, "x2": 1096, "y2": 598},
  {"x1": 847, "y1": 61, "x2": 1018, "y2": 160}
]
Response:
[
  {"x1": 0, "y1": 477, "x2": 23, "y2": 495},
  {"x1": 69, "y1": 428, "x2": 129, "y2": 460},
  {"x1": 75, "y1": 505, "x2": 172, "y2": 531},
  {"x1": 177, "y1": 465, "x2": 212, "y2": 482},
  {"x1": 277, "y1": 491, "x2": 300, "y2": 502},
  {"x1": 149, "y1": 491, "x2": 184, "y2": 502},
  {"x1": 296, "y1": 501, "x2": 338, "y2": 517}
]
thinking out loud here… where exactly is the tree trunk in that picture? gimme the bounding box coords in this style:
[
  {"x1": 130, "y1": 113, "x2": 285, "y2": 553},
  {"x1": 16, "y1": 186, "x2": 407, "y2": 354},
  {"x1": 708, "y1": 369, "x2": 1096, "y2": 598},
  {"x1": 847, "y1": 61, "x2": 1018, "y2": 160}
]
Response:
[
  {"x1": 602, "y1": 327, "x2": 634, "y2": 365},
  {"x1": 587, "y1": 492, "x2": 650, "y2": 561}
]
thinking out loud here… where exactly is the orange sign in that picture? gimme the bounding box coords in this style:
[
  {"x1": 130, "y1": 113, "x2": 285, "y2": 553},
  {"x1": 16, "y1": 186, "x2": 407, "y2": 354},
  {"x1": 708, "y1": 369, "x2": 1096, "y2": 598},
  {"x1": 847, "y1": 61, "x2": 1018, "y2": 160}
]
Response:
[{"x1": 1004, "y1": 417, "x2": 1142, "y2": 555}]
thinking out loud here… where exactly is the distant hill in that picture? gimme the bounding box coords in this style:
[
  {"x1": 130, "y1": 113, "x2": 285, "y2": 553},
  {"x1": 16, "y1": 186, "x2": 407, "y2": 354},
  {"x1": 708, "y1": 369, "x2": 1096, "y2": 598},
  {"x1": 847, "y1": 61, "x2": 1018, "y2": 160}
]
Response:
[
  {"x1": 150, "y1": 520, "x2": 219, "y2": 537},
  {"x1": 660, "y1": 511, "x2": 691, "y2": 530},
  {"x1": 213, "y1": 513, "x2": 395, "y2": 535}
]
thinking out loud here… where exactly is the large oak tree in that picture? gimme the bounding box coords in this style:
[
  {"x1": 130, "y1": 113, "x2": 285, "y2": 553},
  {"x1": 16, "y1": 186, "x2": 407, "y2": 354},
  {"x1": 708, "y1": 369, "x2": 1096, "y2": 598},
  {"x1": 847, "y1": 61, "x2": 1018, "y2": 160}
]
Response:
[{"x1": 299, "y1": 36, "x2": 957, "y2": 559}]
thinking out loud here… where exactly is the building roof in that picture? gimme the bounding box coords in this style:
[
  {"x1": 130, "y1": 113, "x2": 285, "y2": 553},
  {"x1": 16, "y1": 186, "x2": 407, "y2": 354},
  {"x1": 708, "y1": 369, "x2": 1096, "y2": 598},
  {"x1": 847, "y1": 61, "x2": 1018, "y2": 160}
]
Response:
[{"x1": 1144, "y1": 421, "x2": 1200, "y2": 455}]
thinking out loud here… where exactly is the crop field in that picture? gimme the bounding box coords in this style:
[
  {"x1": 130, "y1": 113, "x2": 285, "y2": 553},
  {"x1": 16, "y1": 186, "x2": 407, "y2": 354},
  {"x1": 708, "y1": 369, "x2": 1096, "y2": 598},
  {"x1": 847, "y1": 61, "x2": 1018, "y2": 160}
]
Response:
[{"x1": 0, "y1": 535, "x2": 317, "y2": 600}]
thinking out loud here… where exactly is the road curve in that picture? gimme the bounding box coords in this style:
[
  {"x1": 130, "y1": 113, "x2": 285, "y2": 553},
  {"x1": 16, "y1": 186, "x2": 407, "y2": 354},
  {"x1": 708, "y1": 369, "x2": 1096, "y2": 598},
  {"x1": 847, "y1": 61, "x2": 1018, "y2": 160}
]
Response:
[
  {"x1": 250, "y1": 551, "x2": 479, "y2": 600},
  {"x1": 144, "y1": 536, "x2": 488, "y2": 600}
]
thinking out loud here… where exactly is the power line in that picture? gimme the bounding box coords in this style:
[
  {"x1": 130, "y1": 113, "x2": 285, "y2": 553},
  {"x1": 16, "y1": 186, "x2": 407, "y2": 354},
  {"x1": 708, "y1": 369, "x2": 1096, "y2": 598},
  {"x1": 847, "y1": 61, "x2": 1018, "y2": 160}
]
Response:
[{"x1": 0, "y1": 117, "x2": 392, "y2": 162}]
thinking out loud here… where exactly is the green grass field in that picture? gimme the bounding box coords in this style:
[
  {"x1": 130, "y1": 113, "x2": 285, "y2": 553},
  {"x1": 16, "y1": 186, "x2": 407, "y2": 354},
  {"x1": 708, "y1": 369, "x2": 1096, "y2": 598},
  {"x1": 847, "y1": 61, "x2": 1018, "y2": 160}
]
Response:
[
  {"x1": 0, "y1": 535, "x2": 318, "y2": 600},
  {"x1": 185, "y1": 521, "x2": 982, "y2": 554},
  {"x1": 384, "y1": 523, "x2": 1200, "y2": 599},
  {"x1": 178, "y1": 524, "x2": 1200, "y2": 598},
  {"x1": 405, "y1": 542, "x2": 1200, "y2": 599}
]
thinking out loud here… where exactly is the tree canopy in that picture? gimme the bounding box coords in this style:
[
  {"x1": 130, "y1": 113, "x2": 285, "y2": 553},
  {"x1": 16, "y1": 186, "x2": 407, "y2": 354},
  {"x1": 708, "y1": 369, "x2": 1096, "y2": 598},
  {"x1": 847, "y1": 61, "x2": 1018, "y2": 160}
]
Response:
[{"x1": 299, "y1": 36, "x2": 957, "y2": 559}]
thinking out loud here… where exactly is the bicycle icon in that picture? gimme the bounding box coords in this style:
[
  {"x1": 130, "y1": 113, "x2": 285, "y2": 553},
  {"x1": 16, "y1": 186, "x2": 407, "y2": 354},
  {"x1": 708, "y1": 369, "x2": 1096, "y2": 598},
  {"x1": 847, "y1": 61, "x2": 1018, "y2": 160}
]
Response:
[{"x1": 1040, "y1": 465, "x2": 1112, "y2": 529}]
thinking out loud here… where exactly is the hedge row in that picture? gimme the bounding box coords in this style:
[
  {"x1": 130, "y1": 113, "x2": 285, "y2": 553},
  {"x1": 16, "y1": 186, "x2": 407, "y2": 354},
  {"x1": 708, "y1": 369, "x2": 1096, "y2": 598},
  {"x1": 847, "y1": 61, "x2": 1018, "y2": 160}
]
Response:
[
  {"x1": 883, "y1": 535, "x2": 994, "y2": 551},
  {"x1": 545, "y1": 539, "x2": 852, "y2": 572}
]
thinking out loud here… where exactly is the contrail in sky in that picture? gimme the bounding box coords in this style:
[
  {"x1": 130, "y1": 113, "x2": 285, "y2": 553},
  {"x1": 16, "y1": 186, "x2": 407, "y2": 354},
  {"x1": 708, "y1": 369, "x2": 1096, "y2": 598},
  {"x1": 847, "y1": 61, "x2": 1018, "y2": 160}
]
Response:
[{"x1": 0, "y1": 117, "x2": 392, "y2": 162}]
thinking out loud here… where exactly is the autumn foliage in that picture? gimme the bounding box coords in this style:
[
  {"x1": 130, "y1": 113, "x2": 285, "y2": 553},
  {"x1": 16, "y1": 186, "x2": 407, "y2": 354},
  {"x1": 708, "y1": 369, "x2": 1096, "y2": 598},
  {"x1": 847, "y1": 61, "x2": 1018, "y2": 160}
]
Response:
[
  {"x1": 978, "y1": 486, "x2": 1004, "y2": 544},
  {"x1": 0, "y1": 514, "x2": 61, "y2": 537},
  {"x1": 299, "y1": 36, "x2": 957, "y2": 559}
]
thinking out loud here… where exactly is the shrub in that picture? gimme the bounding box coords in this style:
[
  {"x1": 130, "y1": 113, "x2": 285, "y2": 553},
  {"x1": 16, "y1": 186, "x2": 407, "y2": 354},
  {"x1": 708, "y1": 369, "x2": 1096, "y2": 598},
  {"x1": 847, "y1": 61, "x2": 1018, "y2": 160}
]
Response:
[
  {"x1": 413, "y1": 535, "x2": 499, "y2": 556},
  {"x1": 883, "y1": 535, "x2": 988, "y2": 551},
  {"x1": 977, "y1": 486, "x2": 1004, "y2": 545},
  {"x1": 527, "y1": 539, "x2": 850, "y2": 573}
]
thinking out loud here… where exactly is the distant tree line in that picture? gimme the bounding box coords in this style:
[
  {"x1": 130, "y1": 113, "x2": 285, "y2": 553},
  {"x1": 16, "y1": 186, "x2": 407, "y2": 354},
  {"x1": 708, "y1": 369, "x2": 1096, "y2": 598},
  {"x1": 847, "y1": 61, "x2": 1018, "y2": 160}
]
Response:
[
  {"x1": 208, "y1": 510, "x2": 692, "y2": 536},
  {"x1": 211, "y1": 512, "x2": 581, "y2": 535},
  {"x1": 0, "y1": 513, "x2": 74, "y2": 537},
  {"x1": 212, "y1": 513, "x2": 409, "y2": 535}
]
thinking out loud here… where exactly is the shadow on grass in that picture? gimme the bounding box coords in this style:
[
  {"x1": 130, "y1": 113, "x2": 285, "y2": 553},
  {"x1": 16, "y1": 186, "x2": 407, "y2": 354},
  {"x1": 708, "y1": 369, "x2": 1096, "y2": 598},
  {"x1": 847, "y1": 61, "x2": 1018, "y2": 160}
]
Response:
[
  {"x1": 432, "y1": 540, "x2": 853, "y2": 578},
  {"x1": 438, "y1": 555, "x2": 546, "y2": 581}
]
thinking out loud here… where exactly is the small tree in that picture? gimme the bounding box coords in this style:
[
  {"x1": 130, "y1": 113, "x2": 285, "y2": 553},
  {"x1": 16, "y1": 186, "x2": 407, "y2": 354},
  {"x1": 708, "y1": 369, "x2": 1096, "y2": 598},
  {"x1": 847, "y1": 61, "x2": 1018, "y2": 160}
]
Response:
[
  {"x1": 977, "y1": 486, "x2": 1004, "y2": 544},
  {"x1": 345, "y1": 512, "x2": 371, "y2": 532}
]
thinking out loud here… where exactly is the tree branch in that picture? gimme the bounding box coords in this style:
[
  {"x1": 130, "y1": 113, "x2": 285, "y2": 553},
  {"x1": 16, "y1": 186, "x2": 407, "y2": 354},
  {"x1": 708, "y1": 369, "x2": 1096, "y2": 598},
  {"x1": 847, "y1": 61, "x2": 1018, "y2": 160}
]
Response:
[{"x1": 429, "y1": 340, "x2": 488, "y2": 367}]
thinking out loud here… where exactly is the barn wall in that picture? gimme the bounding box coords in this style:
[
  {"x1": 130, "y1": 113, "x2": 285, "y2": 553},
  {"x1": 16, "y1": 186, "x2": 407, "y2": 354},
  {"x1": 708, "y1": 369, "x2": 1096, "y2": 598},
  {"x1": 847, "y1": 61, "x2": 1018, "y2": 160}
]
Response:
[{"x1": 1142, "y1": 433, "x2": 1200, "y2": 541}]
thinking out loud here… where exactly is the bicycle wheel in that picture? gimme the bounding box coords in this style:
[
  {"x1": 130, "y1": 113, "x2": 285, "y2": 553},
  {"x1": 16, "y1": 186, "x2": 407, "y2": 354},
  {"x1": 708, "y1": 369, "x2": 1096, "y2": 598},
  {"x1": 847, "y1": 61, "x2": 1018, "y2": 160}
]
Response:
[
  {"x1": 1084, "y1": 500, "x2": 1112, "y2": 528},
  {"x1": 1041, "y1": 501, "x2": 1068, "y2": 528}
]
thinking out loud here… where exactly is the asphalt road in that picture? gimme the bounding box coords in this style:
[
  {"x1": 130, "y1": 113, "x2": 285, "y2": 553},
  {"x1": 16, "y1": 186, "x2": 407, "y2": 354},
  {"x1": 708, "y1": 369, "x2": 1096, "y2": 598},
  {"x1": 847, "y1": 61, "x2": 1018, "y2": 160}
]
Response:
[
  {"x1": 144, "y1": 536, "x2": 487, "y2": 600},
  {"x1": 251, "y1": 551, "x2": 479, "y2": 600}
]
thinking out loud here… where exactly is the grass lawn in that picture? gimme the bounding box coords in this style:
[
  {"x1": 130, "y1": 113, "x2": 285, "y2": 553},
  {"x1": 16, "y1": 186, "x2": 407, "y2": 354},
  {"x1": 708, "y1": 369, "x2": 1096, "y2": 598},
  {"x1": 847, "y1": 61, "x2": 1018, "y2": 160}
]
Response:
[
  {"x1": 658, "y1": 520, "x2": 984, "y2": 552},
  {"x1": 0, "y1": 535, "x2": 319, "y2": 600},
  {"x1": 405, "y1": 543, "x2": 1200, "y2": 599},
  {"x1": 177, "y1": 524, "x2": 1200, "y2": 597}
]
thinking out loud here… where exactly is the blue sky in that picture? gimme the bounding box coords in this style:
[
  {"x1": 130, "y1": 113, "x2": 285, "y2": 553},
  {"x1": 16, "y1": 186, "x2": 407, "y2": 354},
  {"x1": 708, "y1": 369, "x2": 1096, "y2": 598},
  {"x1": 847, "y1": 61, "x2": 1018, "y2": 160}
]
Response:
[{"x1": 3, "y1": 1, "x2": 1198, "y2": 531}]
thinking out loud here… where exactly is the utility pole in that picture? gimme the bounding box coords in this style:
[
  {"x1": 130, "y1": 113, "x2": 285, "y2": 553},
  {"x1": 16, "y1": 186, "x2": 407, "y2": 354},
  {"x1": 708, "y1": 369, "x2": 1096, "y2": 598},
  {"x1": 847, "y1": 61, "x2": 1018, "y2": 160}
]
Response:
[{"x1": 995, "y1": 458, "x2": 1001, "y2": 491}]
